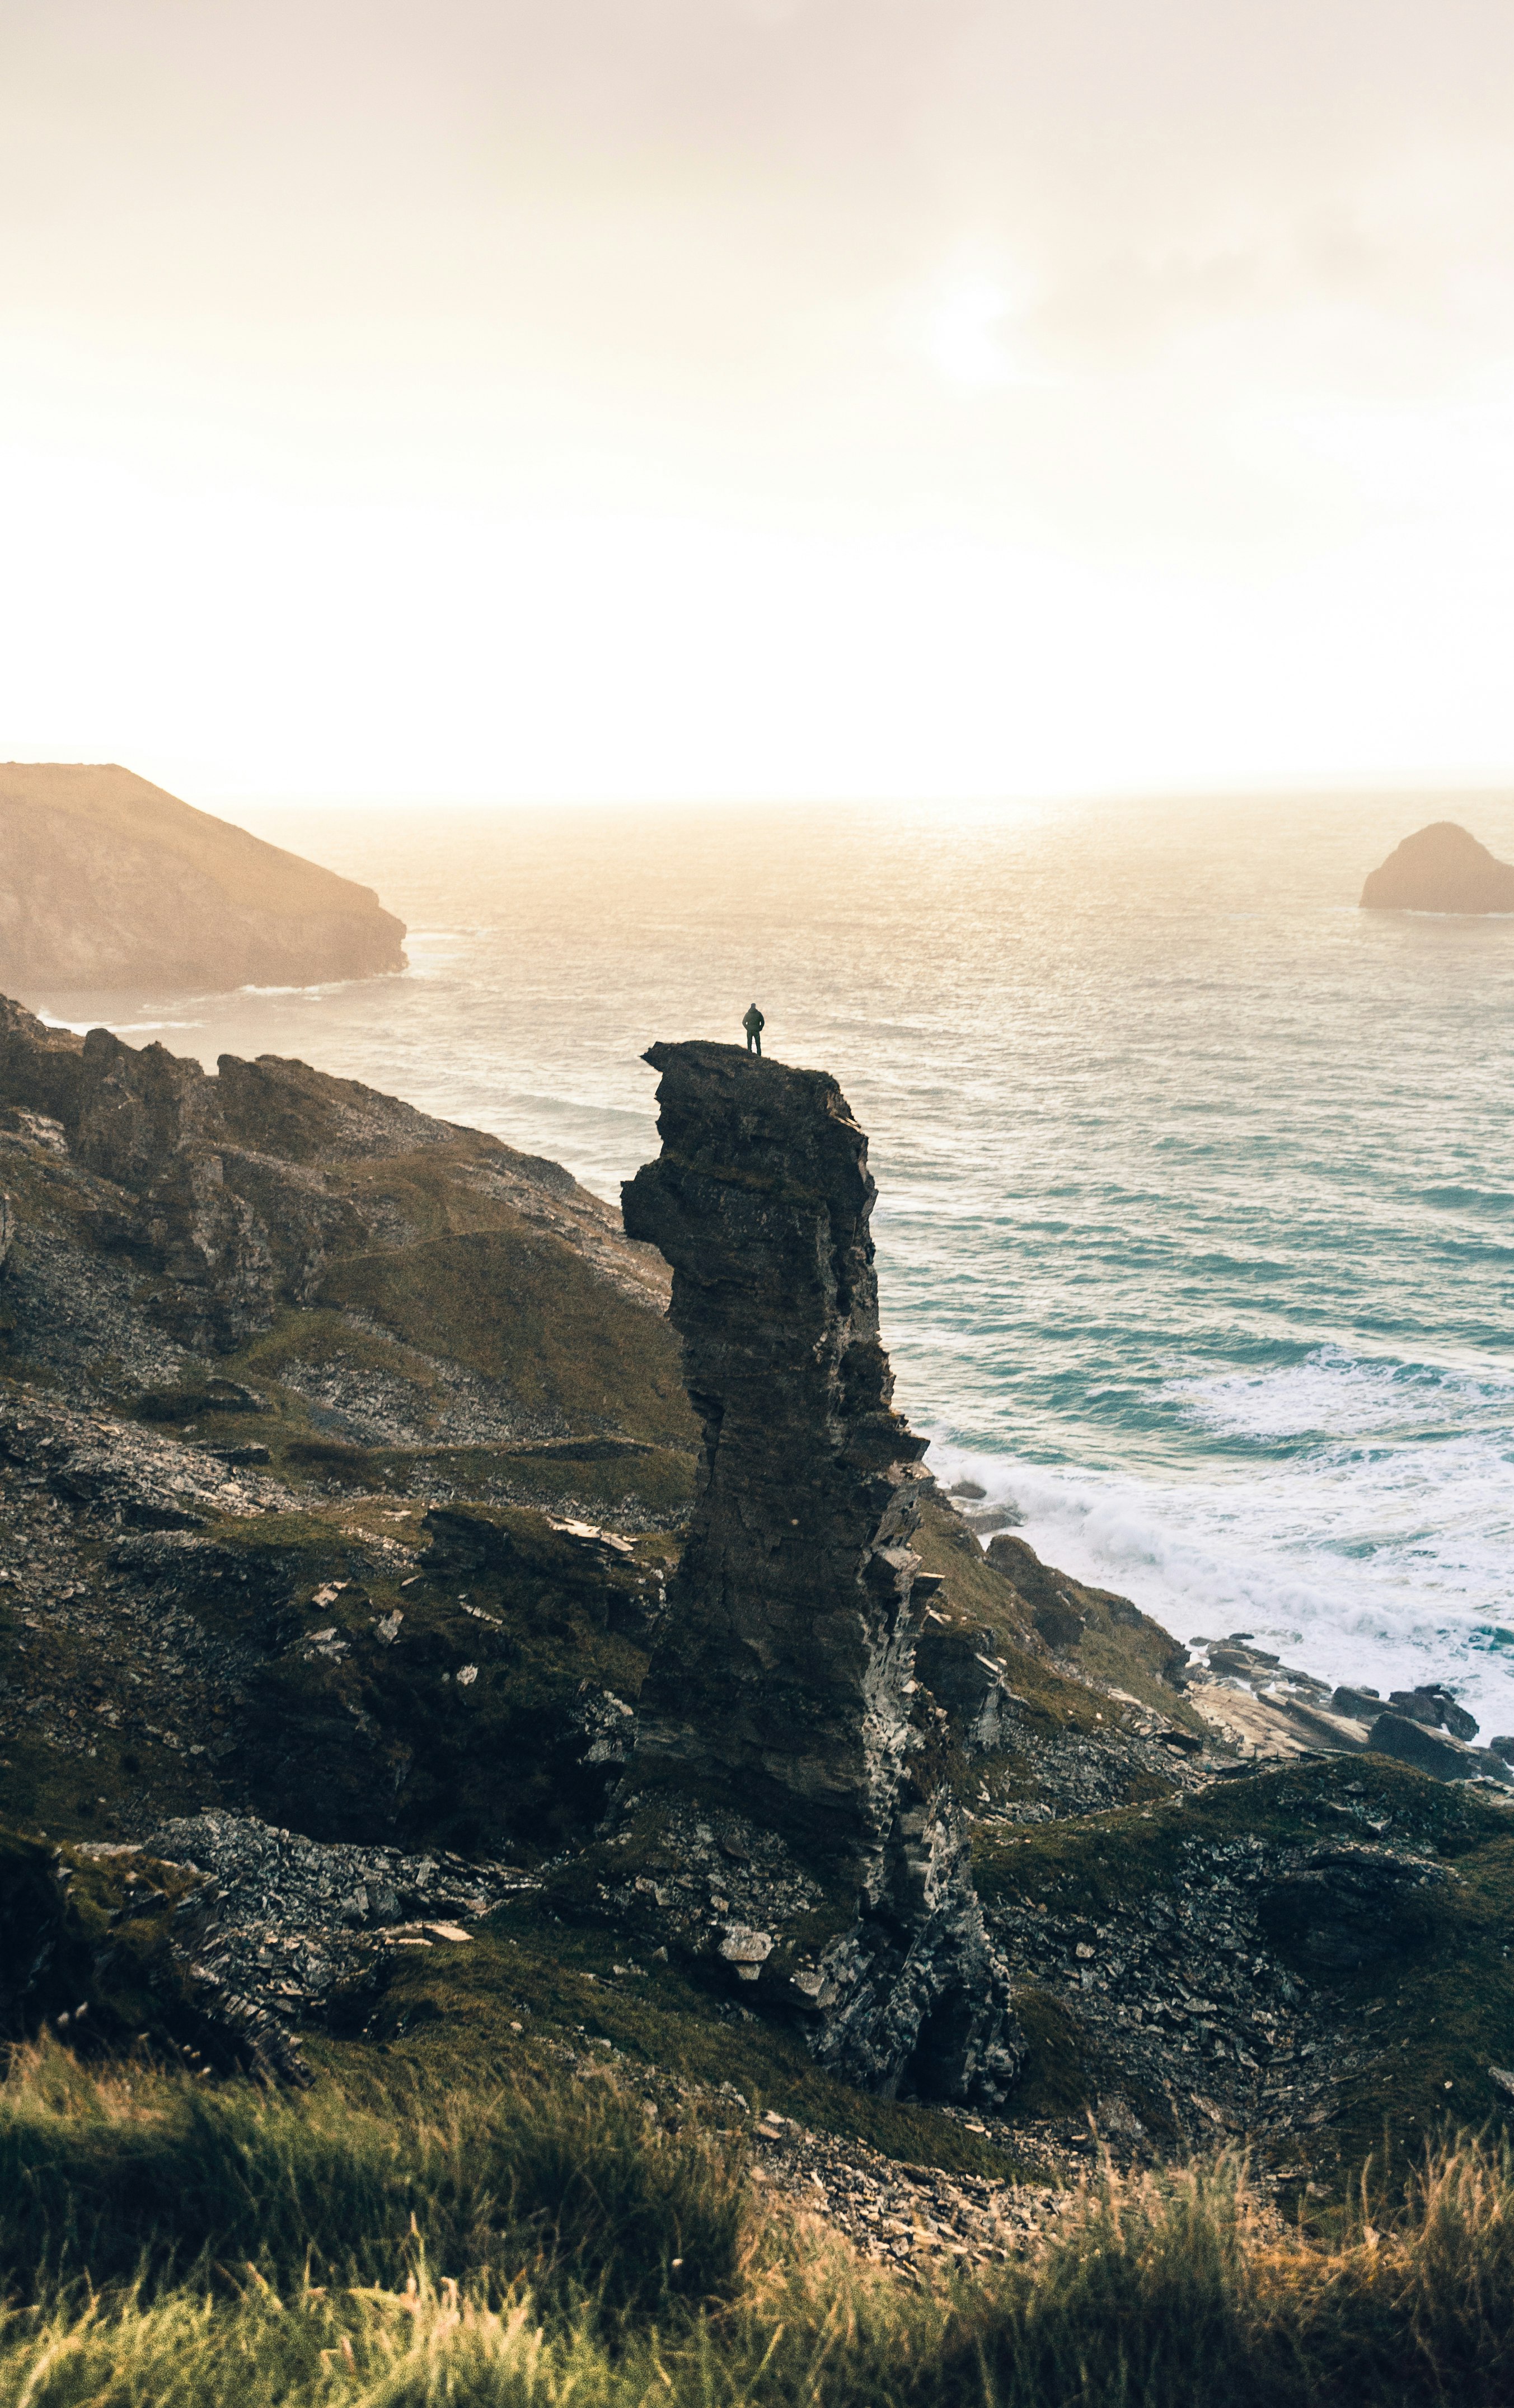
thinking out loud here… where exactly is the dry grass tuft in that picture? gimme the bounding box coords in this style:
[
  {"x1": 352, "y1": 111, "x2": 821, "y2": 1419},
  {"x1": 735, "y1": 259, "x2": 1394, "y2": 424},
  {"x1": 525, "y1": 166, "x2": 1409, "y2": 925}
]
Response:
[{"x1": 3, "y1": 2048, "x2": 1513, "y2": 2406}]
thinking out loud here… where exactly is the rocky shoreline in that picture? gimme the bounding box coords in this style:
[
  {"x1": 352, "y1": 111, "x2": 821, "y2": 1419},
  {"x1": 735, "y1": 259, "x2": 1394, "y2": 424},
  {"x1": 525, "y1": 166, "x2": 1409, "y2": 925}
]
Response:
[{"x1": 1178, "y1": 1630, "x2": 1513, "y2": 1787}]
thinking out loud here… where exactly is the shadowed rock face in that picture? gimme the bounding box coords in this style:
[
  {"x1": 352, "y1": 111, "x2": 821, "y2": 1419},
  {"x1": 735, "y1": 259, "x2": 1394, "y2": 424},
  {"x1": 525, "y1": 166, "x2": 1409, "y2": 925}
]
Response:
[
  {"x1": 1361, "y1": 821, "x2": 1514, "y2": 913},
  {"x1": 622, "y1": 1040, "x2": 1020, "y2": 2102},
  {"x1": 622, "y1": 1040, "x2": 925, "y2": 1878}
]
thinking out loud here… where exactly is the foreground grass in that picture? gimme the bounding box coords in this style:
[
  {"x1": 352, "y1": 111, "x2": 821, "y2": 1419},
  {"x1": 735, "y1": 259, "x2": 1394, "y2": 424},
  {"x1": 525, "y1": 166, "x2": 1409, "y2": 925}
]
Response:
[
  {"x1": 0, "y1": 2044, "x2": 743, "y2": 2321},
  {"x1": 2, "y1": 2049, "x2": 1514, "y2": 2406}
]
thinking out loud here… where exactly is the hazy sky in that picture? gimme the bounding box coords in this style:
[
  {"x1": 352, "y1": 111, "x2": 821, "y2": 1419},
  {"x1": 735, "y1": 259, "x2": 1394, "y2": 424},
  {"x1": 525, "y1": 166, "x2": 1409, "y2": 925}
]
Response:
[{"x1": 5, "y1": 0, "x2": 1514, "y2": 802}]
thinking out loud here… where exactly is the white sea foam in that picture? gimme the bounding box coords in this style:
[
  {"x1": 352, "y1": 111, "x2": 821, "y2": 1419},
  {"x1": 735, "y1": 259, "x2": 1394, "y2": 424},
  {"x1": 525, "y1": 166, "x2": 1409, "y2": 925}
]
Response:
[
  {"x1": 235, "y1": 981, "x2": 359, "y2": 998},
  {"x1": 35, "y1": 1011, "x2": 209, "y2": 1035},
  {"x1": 926, "y1": 1380, "x2": 1514, "y2": 1734},
  {"x1": 1168, "y1": 1346, "x2": 1514, "y2": 1444},
  {"x1": 401, "y1": 933, "x2": 472, "y2": 976}
]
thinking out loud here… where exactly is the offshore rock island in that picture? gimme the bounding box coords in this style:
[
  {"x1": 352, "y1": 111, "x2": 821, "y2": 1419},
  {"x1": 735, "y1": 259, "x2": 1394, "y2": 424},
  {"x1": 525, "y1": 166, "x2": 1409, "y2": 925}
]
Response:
[
  {"x1": 1, "y1": 997, "x2": 1512, "y2": 2268},
  {"x1": 0, "y1": 764, "x2": 406, "y2": 990},
  {"x1": 1360, "y1": 818, "x2": 1514, "y2": 913}
]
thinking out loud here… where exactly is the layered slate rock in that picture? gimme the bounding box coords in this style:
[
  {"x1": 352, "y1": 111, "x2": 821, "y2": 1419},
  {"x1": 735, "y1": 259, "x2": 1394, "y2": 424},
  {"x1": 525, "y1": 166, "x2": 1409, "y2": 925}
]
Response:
[
  {"x1": 620, "y1": 1040, "x2": 1020, "y2": 2103},
  {"x1": 1361, "y1": 821, "x2": 1514, "y2": 913}
]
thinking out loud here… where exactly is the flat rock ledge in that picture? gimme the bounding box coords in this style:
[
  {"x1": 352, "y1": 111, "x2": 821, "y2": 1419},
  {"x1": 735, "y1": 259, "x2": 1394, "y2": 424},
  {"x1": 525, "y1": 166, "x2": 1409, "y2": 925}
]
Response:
[
  {"x1": 1182, "y1": 1633, "x2": 1514, "y2": 1790},
  {"x1": 608, "y1": 1040, "x2": 1020, "y2": 2106}
]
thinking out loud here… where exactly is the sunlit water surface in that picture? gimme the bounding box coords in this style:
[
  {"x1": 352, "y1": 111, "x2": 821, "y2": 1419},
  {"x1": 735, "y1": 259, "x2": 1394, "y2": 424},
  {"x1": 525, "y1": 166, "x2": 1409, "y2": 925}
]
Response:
[{"x1": 29, "y1": 792, "x2": 1514, "y2": 1731}]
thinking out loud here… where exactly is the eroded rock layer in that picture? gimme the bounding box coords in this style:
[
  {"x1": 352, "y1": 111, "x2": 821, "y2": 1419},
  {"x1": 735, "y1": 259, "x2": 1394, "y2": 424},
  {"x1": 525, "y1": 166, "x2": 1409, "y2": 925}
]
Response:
[{"x1": 621, "y1": 1039, "x2": 1019, "y2": 2102}]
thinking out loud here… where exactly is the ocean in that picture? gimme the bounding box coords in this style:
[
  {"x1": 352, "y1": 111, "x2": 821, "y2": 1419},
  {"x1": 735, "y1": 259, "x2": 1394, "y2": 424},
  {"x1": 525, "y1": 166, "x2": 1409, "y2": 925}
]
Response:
[{"x1": 31, "y1": 790, "x2": 1514, "y2": 1734}]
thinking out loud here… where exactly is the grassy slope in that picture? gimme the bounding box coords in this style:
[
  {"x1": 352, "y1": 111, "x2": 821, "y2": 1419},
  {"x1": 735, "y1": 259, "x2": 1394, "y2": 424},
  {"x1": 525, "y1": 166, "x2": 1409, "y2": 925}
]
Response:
[
  {"x1": 330, "y1": 1900, "x2": 1034, "y2": 2181},
  {"x1": 198, "y1": 1503, "x2": 667, "y2": 1855},
  {"x1": 195, "y1": 1140, "x2": 697, "y2": 1500},
  {"x1": 2, "y1": 1106, "x2": 699, "y2": 1501},
  {"x1": 0, "y1": 1815, "x2": 1030, "y2": 2182},
  {"x1": 1, "y1": 1499, "x2": 677, "y2": 1858},
  {"x1": 912, "y1": 1497, "x2": 1204, "y2": 1731},
  {"x1": 2, "y1": 2028, "x2": 1513, "y2": 2408},
  {"x1": 909, "y1": 1495, "x2": 1203, "y2": 1822},
  {"x1": 325, "y1": 1749, "x2": 1514, "y2": 2195},
  {"x1": 973, "y1": 1755, "x2": 1514, "y2": 2181},
  {"x1": 246, "y1": 1144, "x2": 692, "y2": 1433},
  {"x1": 16, "y1": 1455, "x2": 1512, "y2": 2193},
  {"x1": 13, "y1": 1743, "x2": 1514, "y2": 2201},
  {"x1": 317, "y1": 1228, "x2": 692, "y2": 1438}
]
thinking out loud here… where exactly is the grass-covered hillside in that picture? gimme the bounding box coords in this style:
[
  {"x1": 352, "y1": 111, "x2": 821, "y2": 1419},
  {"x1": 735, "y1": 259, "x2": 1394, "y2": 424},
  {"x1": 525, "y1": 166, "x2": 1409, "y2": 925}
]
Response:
[{"x1": 0, "y1": 763, "x2": 406, "y2": 986}]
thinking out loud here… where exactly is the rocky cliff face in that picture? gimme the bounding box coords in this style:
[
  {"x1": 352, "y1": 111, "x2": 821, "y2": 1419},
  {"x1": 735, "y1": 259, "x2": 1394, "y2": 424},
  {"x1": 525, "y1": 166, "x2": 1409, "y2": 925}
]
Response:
[
  {"x1": 618, "y1": 1040, "x2": 1019, "y2": 2103},
  {"x1": 0, "y1": 764, "x2": 406, "y2": 989},
  {"x1": 1361, "y1": 820, "x2": 1514, "y2": 913},
  {"x1": 0, "y1": 991, "x2": 690, "y2": 1463},
  {"x1": 0, "y1": 997, "x2": 443, "y2": 1352}
]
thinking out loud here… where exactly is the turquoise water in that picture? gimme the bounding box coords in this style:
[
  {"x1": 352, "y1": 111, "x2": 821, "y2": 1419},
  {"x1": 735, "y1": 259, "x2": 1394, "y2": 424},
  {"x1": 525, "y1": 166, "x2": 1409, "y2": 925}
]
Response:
[{"x1": 32, "y1": 792, "x2": 1514, "y2": 1730}]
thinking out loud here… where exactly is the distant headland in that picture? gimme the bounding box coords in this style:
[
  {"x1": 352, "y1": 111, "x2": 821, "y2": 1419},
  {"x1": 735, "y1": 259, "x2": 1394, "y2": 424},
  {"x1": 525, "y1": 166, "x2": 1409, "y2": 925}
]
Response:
[
  {"x1": 1361, "y1": 819, "x2": 1514, "y2": 913},
  {"x1": 0, "y1": 763, "x2": 406, "y2": 991}
]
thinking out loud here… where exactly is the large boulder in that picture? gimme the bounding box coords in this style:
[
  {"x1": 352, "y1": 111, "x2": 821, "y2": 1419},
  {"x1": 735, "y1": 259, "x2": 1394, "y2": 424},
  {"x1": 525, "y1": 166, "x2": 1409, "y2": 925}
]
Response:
[
  {"x1": 1361, "y1": 822, "x2": 1514, "y2": 913},
  {"x1": 1367, "y1": 1711, "x2": 1512, "y2": 1784}
]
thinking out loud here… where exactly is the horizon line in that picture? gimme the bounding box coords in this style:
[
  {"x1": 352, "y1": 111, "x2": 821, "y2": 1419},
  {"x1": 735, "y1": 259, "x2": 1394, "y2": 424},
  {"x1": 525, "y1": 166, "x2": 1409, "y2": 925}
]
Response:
[{"x1": 197, "y1": 769, "x2": 1514, "y2": 815}]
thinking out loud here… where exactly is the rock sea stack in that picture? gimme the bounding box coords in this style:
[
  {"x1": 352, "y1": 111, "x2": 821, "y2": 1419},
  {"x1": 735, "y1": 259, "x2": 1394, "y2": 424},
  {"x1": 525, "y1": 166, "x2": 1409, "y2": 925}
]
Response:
[
  {"x1": 618, "y1": 1039, "x2": 1020, "y2": 2103},
  {"x1": 1360, "y1": 820, "x2": 1514, "y2": 913},
  {"x1": 0, "y1": 763, "x2": 406, "y2": 989}
]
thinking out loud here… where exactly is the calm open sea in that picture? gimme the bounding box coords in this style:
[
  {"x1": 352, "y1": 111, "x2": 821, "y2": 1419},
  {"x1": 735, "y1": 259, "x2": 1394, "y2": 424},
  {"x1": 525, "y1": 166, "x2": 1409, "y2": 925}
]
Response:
[{"x1": 30, "y1": 791, "x2": 1514, "y2": 1732}]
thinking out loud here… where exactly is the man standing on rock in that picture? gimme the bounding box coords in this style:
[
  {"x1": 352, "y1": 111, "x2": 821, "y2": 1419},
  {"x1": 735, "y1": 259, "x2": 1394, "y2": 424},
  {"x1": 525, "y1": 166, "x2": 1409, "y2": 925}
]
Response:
[{"x1": 742, "y1": 1002, "x2": 765, "y2": 1056}]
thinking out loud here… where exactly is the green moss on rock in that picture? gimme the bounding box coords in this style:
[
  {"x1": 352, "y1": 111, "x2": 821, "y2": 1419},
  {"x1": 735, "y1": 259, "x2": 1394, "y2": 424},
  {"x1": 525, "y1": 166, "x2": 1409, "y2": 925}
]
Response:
[
  {"x1": 973, "y1": 1758, "x2": 1514, "y2": 2178},
  {"x1": 318, "y1": 1226, "x2": 695, "y2": 1446},
  {"x1": 333, "y1": 1899, "x2": 1036, "y2": 2181}
]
